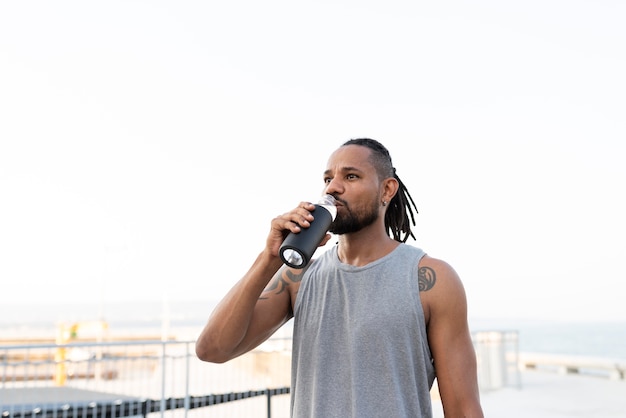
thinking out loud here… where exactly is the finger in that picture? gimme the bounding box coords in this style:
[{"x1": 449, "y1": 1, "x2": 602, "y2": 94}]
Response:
[
  {"x1": 318, "y1": 233, "x2": 333, "y2": 247},
  {"x1": 284, "y1": 204, "x2": 316, "y2": 228},
  {"x1": 271, "y1": 212, "x2": 307, "y2": 234}
]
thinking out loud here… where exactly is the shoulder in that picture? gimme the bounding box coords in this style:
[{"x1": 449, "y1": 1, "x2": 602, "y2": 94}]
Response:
[
  {"x1": 264, "y1": 265, "x2": 306, "y2": 296},
  {"x1": 418, "y1": 255, "x2": 462, "y2": 286},
  {"x1": 418, "y1": 255, "x2": 468, "y2": 322},
  {"x1": 266, "y1": 252, "x2": 328, "y2": 296}
]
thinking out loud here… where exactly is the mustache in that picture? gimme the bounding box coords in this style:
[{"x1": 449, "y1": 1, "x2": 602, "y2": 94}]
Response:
[{"x1": 331, "y1": 196, "x2": 348, "y2": 206}]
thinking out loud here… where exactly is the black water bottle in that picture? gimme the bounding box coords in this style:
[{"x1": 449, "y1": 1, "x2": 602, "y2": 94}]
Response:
[{"x1": 279, "y1": 194, "x2": 337, "y2": 268}]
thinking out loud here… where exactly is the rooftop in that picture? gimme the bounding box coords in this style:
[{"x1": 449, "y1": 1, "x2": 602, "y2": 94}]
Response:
[{"x1": 434, "y1": 369, "x2": 626, "y2": 417}]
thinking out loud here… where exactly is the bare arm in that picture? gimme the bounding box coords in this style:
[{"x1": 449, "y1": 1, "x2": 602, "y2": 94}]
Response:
[
  {"x1": 195, "y1": 201, "x2": 329, "y2": 363},
  {"x1": 195, "y1": 251, "x2": 290, "y2": 363},
  {"x1": 420, "y1": 257, "x2": 484, "y2": 417}
]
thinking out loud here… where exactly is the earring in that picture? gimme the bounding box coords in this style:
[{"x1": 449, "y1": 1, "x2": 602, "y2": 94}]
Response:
[{"x1": 382, "y1": 201, "x2": 387, "y2": 207}]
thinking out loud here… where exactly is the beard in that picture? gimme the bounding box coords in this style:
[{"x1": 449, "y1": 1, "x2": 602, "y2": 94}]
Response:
[{"x1": 329, "y1": 197, "x2": 380, "y2": 235}]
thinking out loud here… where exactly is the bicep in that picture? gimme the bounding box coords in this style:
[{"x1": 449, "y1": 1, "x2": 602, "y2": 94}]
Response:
[
  {"x1": 427, "y1": 276, "x2": 474, "y2": 378},
  {"x1": 233, "y1": 267, "x2": 300, "y2": 356},
  {"x1": 424, "y1": 263, "x2": 481, "y2": 414}
]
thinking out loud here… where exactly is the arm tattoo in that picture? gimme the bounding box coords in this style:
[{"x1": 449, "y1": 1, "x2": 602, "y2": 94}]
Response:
[
  {"x1": 260, "y1": 269, "x2": 306, "y2": 299},
  {"x1": 418, "y1": 266, "x2": 436, "y2": 292}
]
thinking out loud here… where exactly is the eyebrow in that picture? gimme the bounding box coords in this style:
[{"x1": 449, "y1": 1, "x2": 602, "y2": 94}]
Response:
[{"x1": 324, "y1": 166, "x2": 364, "y2": 177}]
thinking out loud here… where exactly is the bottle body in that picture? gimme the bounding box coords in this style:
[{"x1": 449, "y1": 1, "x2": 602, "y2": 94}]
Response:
[{"x1": 279, "y1": 195, "x2": 337, "y2": 268}]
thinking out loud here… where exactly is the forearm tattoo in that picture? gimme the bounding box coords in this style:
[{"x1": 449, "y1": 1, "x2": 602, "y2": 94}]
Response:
[
  {"x1": 418, "y1": 266, "x2": 436, "y2": 292},
  {"x1": 260, "y1": 269, "x2": 305, "y2": 299}
]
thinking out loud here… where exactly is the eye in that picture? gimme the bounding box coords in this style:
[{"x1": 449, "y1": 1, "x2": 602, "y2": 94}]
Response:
[
  {"x1": 324, "y1": 177, "x2": 332, "y2": 184},
  {"x1": 346, "y1": 173, "x2": 358, "y2": 180}
]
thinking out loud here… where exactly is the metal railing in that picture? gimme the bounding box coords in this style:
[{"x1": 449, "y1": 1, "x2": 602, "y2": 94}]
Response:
[
  {"x1": 1, "y1": 339, "x2": 291, "y2": 418},
  {"x1": 472, "y1": 330, "x2": 521, "y2": 391},
  {"x1": 2, "y1": 329, "x2": 537, "y2": 416}
]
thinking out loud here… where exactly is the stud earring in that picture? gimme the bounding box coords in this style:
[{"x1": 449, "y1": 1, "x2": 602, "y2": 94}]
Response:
[{"x1": 382, "y1": 201, "x2": 387, "y2": 206}]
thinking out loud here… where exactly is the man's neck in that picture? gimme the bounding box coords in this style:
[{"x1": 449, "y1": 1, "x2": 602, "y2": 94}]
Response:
[{"x1": 336, "y1": 230, "x2": 399, "y2": 267}]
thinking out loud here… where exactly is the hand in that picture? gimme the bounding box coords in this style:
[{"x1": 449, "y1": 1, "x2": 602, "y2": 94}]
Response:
[{"x1": 267, "y1": 201, "x2": 327, "y2": 257}]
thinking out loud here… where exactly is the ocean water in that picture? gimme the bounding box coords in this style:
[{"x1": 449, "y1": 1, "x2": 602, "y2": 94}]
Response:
[
  {"x1": 2, "y1": 300, "x2": 626, "y2": 362},
  {"x1": 469, "y1": 317, "x2": 626, "y2": 361}
]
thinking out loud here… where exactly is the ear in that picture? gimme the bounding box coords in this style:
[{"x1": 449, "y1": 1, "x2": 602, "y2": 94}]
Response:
[{"x1": 382, "y1": 177, "x2": 399, "y2": 205}]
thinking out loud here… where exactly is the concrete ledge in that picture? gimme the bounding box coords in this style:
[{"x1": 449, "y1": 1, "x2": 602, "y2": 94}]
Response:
[{"x1": 520, "y1": 352, "x2": 626, "y2": 380}]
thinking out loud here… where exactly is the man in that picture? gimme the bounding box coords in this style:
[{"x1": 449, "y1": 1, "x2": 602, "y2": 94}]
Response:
[{"x1": 196, "y1": 138, "x2": 483, "y2": 417}]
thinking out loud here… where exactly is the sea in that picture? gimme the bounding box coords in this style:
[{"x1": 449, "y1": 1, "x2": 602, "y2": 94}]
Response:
[
  {"x1": 470, "y1": 317, "x2": 626, "y2": 361},
  {"x1": 2, "y1": 300, "x2": 626, "y2": 362}
]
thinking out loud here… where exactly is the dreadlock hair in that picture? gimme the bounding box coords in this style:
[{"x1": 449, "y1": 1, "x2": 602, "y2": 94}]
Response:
[{"x1": 341, "y1": 138, "x2": 418, "y2": 243}]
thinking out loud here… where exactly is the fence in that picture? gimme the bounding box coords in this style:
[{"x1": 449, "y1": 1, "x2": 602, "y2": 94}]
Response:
[
  {"x1": 1, "y1": 339, "x2": 292, "y2": 418},
  {"x1": 2, "y1": 329, "x2": 524, "y2": 417},
  {"x1": 472, "y1": 330, "x2": 521, "y2": 391}
]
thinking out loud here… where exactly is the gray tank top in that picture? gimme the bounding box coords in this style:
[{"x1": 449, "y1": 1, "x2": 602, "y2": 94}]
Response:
[{"x1": 291, "y1": 243, "x2": 435, "y2": 418}]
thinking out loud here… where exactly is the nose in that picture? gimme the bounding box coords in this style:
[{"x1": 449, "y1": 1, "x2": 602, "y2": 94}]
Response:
[{"x1": 324, "y1": 177, "x2": 343, "y2": 197}]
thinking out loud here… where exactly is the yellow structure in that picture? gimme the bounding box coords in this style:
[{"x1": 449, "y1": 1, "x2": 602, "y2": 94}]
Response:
[{"x1": 54, "y1": 320, "x2": 109, "y2": 386}]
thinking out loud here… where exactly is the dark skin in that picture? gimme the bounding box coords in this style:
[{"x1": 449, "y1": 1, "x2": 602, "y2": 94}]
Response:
[{"x1": 196, "y1": 144, "x2": 483, "y2": 417}]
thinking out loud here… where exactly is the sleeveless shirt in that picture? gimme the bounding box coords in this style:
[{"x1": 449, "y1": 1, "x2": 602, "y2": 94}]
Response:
[{"x1": 290, "y1": 243, "x2": 435, "y2": 418}]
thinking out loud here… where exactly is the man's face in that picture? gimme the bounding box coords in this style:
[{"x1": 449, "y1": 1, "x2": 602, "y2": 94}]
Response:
[{"x1": 322, "y1": 145, "x2": 381, "y2": 235}]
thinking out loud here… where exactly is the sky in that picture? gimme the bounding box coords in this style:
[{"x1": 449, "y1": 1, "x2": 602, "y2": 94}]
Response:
[{"x1": 1, "y1": 1, "x2": 625, "y2": 323}]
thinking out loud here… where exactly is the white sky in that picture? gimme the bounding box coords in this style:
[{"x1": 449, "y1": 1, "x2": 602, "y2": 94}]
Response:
[{"x1": 1, "y1": 1, "x2": 625, "y2": 322}]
